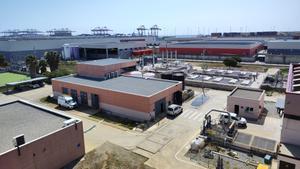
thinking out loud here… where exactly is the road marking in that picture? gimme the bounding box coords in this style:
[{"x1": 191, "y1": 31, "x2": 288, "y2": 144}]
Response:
[
  {"x1": 187, "y1": 111, "x2": 199, "y2": 119},
  {"x1": 182, "y1": 110, "x2": 194, "y2": 118},
  {"x1": 174, "y1": 131, "x2": 203, "y2": 168},
  {"x1": 193, "y1": 112, "x2": 204, "y2": 120},
  {"x1": 84, "y1": 125, "x2": 96, "y2": 133}
]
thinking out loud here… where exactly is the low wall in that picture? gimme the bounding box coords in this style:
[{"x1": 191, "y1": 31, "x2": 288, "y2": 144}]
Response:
[
  {"x1": 266, "y1": 54, "x2": 300, "y2": 64},
  {"x1": 159, "y1": 54, "x2": 256, "y2": 62},
  {"x1": 186, "y1": 79, "x2": 236, "y2": 91}
]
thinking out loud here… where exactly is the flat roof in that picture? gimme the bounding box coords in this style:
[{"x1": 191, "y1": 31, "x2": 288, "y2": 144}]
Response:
[
  {"x1": 0, "y1": 101, "x2": 70, "y2": 154},
  {"x1": 54, "y1": 76, "x2": 180, "y2": 96},
  {"x1": 230, "y1": 87, "x2": 263, "y2": 100},
  {"x1": 78, "y1": 58, "x2": 135, "y2": 66}
]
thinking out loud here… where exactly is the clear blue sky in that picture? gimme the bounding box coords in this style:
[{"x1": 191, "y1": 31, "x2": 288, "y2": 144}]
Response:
[{"x1": 1, "y1": 0, "x2": 300, "y2": 35}]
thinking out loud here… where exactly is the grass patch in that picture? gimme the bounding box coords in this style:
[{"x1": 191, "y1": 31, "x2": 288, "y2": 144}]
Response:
[
  {"x1": 58, "y1": 61, "x2": 77, "y2": 74},
  {"x1": 0, "y1": 72, "x2": 30, "y2": 87},
  {"x1": 90, "y1": 112, "x2": 139, "y2": 130},
  {"x1": 280, "y1": 68, "x2": 289, "y2": 76}
]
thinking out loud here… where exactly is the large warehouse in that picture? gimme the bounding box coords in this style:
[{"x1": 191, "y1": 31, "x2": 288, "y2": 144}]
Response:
[
  {"x1": 266, "y1": 40, "x2": 300, "y2": 64},
  {"x1": 63, "y1": 41, "x2": 148, "y2": 60},
  {"x1": 0, "y1": 33, "x2": 154, "y2": 63},
  {"x1": 159, "y1": 40, "x2": 264, "y2": 61},
  {"x1": 52, "y1": 58, "x2": 182, "y2": 121},
  {"x1": 0, "y1": 100, "x2": 85, "y2": 169}
]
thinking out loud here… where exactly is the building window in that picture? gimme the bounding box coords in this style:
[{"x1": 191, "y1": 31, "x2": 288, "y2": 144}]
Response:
[
  {"x1": 250, "y1": 108, "x2": 254, "y2": 111},
  {"x1": 279, "y1": 160, "x2": 295, "y2": 169},
  {"x1": 62, "y1": 87, "x2": 69, "y2": 94}
]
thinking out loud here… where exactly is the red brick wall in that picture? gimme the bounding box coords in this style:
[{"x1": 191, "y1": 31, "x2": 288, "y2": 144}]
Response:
[
  {"x1": 52, "y1": 79, "x2": 151, "y2": 112},
  {"x1": 76, "y1": 61, "x2": 137, "y2": 78},
  {"x1": 52, "y1": 79, "x2": 182, "y2": 113},
  {"x1": 0, "y1": 122, "x2": 85, "y2": 169}
]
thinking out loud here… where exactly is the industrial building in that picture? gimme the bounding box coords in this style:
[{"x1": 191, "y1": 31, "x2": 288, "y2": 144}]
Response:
[
  {"x1": 266, "y1": 40, "x2": 300, "y2": 64},
  {"x1": 227, "y1": 87, "x2": 265, "y2": 120},
  {"x1": 278, "y1": 63, "x2": 300, "y2": 169},
  {"x1": 76, "y1": 58, "x2": 137, "y2": 79},
  {"x1": 63, "y1": 41, "x2": 148, "y2": 60},
  {"x1": 159, "y1": 40, "x2": 264, "y2": 62},
  {"x1": 0, "y1": 28, "x2": 155, "y2": 63},
  {"x1": 52, "y1": 58, "x2": 182, "y2": 121},
  {"x1": 0, "y1": 100, "x2": 85, "y2": 169}
]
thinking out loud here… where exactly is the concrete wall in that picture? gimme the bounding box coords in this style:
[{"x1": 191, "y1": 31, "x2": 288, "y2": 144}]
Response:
[
  {"x1": 0, "y1": 122, "x2": 85, "y2": 169},
  {"x1": 285, "y1": 92, "x2": 300, "y2": 117},
  {"x1": 265, "y1": 54, "x2": 300, "y2": 64},
  {"x1": 160, "y1": 54, "x2": 256, "y2": 62},
  {"x1": 52, "y1": 79, "x2": 182, "y2": 121},
  {"x1": 227, "y1": 92, "x2": 264, "y2": 119},
  {"x1": 76, "y1": 61, "x2": 136, "y2": 79},
  {"x1": 281, "y1": 118, "x2": 300, "y2": 145},
  {"x1": 185, "y1": 79, "x2": 236, "y2": 91}
]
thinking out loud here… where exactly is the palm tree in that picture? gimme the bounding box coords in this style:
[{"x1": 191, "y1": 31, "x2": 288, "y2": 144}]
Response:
[
  {"x1": 26, "y1": 55, "x2": 38, "y2": 78},
  {"x1": 39, "y1": 60, "x2": 48, "y2": 74},
  {"x1": 44, "y1": 51, "x2": 60, "y2": 72},
  {"x1": 0, "y1": 54, "x2": 9, "y2": 67}
]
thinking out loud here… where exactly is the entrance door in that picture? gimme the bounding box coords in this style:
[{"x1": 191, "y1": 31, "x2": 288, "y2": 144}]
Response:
[
  {"x1": 80, "y1": 91, "x2": 88, "y2": 105},
  {"x1": 70, "y1": 89, "x2": 78, "y2": 102},
  {"x1": 234, "y1": 105, "x2": 239, "y2": 114},
  {"x1": 173, "y1": 91, "x2": 183, "y2": 105},
  {"x1": 155, "y1": 98, "x2": 166, "y2": 115},
  {"x1": 91, "y1": 93, "x2": 99, "y2": 109}
]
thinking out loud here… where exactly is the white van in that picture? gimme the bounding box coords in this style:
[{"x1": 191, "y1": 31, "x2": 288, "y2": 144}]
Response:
[{"x1": 57, "y1": 95, "x2": 77, "y2": 109}]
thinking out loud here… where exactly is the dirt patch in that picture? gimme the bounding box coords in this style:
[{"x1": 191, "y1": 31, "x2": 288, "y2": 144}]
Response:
[{"x1": 65, "y1": 142, "x2": 154, "y2": 169}]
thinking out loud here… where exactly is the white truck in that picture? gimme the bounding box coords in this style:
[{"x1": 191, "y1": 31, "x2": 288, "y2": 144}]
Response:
[{"x1": 57, "y1": 95, "x2": 77, "y2": 109}]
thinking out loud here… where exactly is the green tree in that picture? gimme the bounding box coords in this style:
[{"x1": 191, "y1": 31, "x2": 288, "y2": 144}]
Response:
[
  {"x1": 223, "y1": 58, "x2": 238, "y2": 68},
  {"x1": 26, "y1": 55, "x2": 38, "y2": 78},
  {"x1": 44, "y1": 51, "x2": 60, "y2": 72},
  {"x1": 0, "y1": 54, "x2": 9, "y2": 67},
  {"x1": 232, "y1": 56, "x2": 242, "y2": 63},
  {"x1": 39, "y1": 60, "x2": 48, "y2": 74}
]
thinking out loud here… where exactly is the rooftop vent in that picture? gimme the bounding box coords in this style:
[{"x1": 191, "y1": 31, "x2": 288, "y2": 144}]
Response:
[
  {"x1": 63, "y1": 119, "x2": 77, "y2": 127},
  {"x1": 12, "y1": 134, "x2": 25, "y2": 147}
]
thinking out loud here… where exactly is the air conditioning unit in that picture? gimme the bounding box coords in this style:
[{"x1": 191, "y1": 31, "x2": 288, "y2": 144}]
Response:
[{"x1": 12, "y1": 134, "x2": 25, "y2": 147}]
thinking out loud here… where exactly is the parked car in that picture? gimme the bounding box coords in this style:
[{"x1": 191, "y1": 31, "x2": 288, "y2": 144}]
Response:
[
  {"x1": 219, "y1": 112, "x2": 247, "y2": 127},
  {"x1": 167, "y1": 104, "x2": 183, "y2": 116},
  {"x1": 57, "y1": 95, "x2": 77, "y2": 109},
  {"x1": 31, "y1": 84, "x2": 40, "y2": 89}
]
